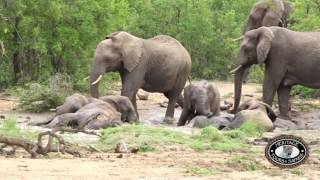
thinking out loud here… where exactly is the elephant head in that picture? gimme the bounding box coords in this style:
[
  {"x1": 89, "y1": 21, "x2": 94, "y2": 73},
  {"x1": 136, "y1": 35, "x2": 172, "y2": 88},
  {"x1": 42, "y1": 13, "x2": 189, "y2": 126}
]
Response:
[
  {"x1": 90, "y1": 31, "x2": 143, "y2": 98},
  {"x1": 99, "y1": 95, "x2": 138, "y2": 123},
  {"x1": 244, "y1": 0, "x2": 292, "y2": 33},
  {"x1": 230, "y1": 27, "x2": 274, "y2": 113}
]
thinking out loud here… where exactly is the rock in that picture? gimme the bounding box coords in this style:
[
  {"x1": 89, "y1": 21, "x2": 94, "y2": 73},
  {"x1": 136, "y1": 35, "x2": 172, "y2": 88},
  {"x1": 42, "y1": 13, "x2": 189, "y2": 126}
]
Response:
[
  {"x1": 137, "y1": 91, "x2": 149, "y2": 100},
  {"x1": 130, "y1": 147, "x2": 139, "y2": 154},
  {"x1": 274, "y1": 118, "x2": 298, "y2": 130},
  {"x1": 115, "y1": 141, "x2": 128, "y2": 153}
]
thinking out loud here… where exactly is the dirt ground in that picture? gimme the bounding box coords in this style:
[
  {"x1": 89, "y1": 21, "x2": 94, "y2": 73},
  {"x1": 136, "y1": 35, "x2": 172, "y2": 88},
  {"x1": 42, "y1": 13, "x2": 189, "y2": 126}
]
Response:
[{"x1": 1, "y1": 82, "x2": 320, "y2": 180}]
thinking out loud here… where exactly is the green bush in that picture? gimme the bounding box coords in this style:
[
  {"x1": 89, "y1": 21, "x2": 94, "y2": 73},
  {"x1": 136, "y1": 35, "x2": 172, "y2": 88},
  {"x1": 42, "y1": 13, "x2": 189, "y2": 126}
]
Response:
[
  {"x1": 13, "y1": 74, "x2": 73, "y2": 112},
  {"x1": 291, "y1": 85, "x2": 320, "y2": 98}
]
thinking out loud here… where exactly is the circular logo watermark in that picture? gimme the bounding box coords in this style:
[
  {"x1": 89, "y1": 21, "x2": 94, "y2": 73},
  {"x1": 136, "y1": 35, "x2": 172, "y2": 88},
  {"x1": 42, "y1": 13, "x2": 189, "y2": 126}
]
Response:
[{"x1": 265, "y1": 135, "x2": 309, "y2": 168}]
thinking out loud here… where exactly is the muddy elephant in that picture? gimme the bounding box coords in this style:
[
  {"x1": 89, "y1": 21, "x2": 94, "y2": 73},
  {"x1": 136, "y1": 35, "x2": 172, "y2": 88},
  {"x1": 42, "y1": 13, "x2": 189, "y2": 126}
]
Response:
[
  {"x1": 177, "y1": 82, "x2": 220, "y2": 126},
  {"x1": 190, "y1": 114, "x2": 234, "y2": 129},
  {"x1": 45, "y1": 100, "x2": 123, "y2": 129},
  {"x1": 228, "y1": 100, "x2": 276, "y2": 131},
  {"x1": 99, "y1": 95, "x2": 138, "y2": 123},
  {"x1": 31, "y1": 94, "x2": 137, "y2": 126},
  {"x1": 244, "y1": 0, "x2": 292, "y2": 33},
  {"x1": 90, "y1": 32, "x2": 191, "y2": 123},
  {"x1": 230, "y1": 26, "x2": 320, "y2": 120}
]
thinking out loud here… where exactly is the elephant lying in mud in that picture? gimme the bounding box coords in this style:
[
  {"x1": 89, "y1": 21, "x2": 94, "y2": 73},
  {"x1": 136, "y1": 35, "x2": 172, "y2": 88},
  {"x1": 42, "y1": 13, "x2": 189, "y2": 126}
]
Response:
[
  {"x1": 190, "y1": 100, "x2": 276, "y2": 132},
  {"x1": 31, "y1": 93, "x2": 138, "y2": 129},
  {"x1": 178, "y1": 82, "x2": 220, "y2": 126}
]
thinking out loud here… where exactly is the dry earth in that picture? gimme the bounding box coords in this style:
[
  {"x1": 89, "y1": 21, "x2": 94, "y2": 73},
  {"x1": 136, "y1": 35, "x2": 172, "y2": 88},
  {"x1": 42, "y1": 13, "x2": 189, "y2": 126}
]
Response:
[{"x1": 0, "y1": 82, "x2": 320, "y2": 180}]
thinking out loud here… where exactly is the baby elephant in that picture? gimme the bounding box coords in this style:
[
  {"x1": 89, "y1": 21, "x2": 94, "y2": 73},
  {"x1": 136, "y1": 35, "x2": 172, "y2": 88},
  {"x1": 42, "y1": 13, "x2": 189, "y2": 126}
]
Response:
[
  {"x1": 227, "y1": 100, "x2": 276, "y2": 131},
  {"x1": 178, "y1": 82, "x2": 220, "y2": 126}
]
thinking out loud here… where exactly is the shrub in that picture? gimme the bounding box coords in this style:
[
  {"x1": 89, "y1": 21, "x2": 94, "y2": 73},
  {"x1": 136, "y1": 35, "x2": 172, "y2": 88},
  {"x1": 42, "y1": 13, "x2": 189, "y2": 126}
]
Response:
[
  {"x1": 14, "y1": 74, "x2": 73, "y2": 112},
  {"x1": 291, "y1": 85, "x2": 320, "y2": 98}
]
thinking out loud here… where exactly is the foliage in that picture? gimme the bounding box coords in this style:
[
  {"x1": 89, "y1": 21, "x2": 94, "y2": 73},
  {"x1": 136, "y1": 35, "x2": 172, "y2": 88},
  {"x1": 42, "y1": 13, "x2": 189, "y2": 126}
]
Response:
[
  {"x1": 185, "y1": 166, "x2": 220, "y2": 176},
  {"x1": 1, "y1": 0, "x2": 319, "y2": 89},
  {"x1": 0, "y1": 115, "x2": 37, "y2": 139},
  {"x1": 12, "y1": 74, "x2": 73, "y2": 112},
  {"x1": 98, "y1": 123, "x2": 266, "y2": 153},
  {"x1": 226, "y1": 155, "x2": 266, "y2": 171},
  {"x1": 291, "y1": 85, "x2": 320, "y2": 98}
]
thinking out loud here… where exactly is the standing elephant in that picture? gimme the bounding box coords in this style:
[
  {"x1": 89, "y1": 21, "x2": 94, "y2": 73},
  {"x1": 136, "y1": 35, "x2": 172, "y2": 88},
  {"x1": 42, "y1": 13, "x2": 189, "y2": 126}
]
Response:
[
  {"x1": 230, "y1": 26, "x2": 320, "y2": 120},
  {"x1": 90, "y1": 32, "x2": 191, "y2": 123},
  {"x1": 244, "y1": 0, "x2": 292, "y2": 33},
  {"x1": 177, "y1": 82, "x2": 220, "y2": 126},
  {"x1": 239, "y1": 0, "x2": 293, "y2": 82}
]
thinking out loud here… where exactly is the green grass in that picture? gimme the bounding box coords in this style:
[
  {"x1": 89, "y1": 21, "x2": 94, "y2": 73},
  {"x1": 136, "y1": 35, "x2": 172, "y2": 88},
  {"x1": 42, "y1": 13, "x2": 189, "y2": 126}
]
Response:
[
  {"x1": 0, "y1": 115, "x2": 38, "y2": 140},
  {"x1": 98, "y1": 122, "x2": 266, "y2": 153},
  {"x1": 185, "y1": 166, "x2": 220, "y2": 176},
  {"x1": 226, "y1": 155, "x2": 266, "y2": 171},
  {"x1": 290, "y1": 168, "x2": 304, "y2": 176}
]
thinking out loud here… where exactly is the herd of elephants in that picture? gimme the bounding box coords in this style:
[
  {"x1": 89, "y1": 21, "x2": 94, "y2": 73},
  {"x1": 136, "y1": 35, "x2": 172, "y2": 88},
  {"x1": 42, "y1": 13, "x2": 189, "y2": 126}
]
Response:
[{"x1": 32, "y1": 0, "x2": 320, "y2": 131}]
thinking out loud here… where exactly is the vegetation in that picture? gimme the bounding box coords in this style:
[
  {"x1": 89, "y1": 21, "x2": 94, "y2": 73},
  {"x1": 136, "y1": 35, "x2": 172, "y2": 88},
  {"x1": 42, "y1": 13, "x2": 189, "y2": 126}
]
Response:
[
  {"x1": 98, "y1": 121, "x2": 265, "y2": 153},
  {"x1": 1, "y1": 0, "x2": 320, "y2": 89},
  {"x1": 226, "y1": 155, "x2": 266, "y2": 171},
  {"x1": 0, "y1": 115, "x2": 37, "y2": 139}
]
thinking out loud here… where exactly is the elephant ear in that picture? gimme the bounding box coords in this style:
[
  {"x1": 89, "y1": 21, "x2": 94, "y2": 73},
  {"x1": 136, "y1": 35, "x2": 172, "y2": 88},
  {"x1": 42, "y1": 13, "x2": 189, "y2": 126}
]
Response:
[
  {"x1": 111, "y1": 32, "x2": 143, "y2": 72},
  {"x1": 256, "y1": 27, "x2": 274, "y2": 64}
]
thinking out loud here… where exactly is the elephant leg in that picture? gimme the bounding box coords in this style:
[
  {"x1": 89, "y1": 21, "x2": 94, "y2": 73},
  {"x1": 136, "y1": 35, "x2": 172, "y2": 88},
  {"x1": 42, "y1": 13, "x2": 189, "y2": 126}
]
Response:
[
  {"x1": 177, "y1": 108, "x2": 191, "y2": 126},
  {"x1": 45, "y1": 113, "x2": 79, "y2": 128},
  {"x1": 121, "y1": 74, "x2": 143, "y2": 118},
  {"x1": 262, "y1": 71, "x2": 282, "y2": 107},
  {"x1": 177, "y1": 94, "x2": 184, "y2": 108},
  {"x1": 277, "y1": 85, "x2": 292, "y2": 120},
  {"x1": 163, "y1": 92, "x2": 178, "y2": 123}
]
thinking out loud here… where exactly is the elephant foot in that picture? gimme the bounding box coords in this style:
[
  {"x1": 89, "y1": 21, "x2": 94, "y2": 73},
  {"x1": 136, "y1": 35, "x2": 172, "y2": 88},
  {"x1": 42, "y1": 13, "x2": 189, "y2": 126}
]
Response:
[
  {"x1": 277, "y1": 114, "x2": 292, "y2": 120},
  {"x1": 162, "y1": 117, "x2": 176, "y2": 125}
]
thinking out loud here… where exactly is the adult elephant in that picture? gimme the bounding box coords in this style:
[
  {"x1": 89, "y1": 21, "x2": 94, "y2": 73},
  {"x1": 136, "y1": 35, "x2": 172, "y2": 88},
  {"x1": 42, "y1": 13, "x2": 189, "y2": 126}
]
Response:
[
  {"x1": 230, "y1": 26, "x2": 320, "y2": 120},
  {"x1": 238, "y1": 0, "x2": 293, "y2": 82},
  {"x1": 244, "y1": 0, "x2": 292, "y2": 33},
  {"x1": 90, "y1": 31, "x2": 191, "y2": 122}
]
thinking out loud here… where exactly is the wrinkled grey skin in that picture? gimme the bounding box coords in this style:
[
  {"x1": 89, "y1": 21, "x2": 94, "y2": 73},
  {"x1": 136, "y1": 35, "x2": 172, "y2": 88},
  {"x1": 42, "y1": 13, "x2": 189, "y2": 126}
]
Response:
[
  {"x1": 99, "y1": 95, "x2": 138, "y2": 123},
  {"x1": 191, "y1": 114, "x2": 234, "y2": 129},
  {"x1": 45, "y1": 100, "x2": 122, "y2": 130},
  {"x1": 231, "y1": 26, "x2": 320, "y2": 120},
  {"x1": 242, "y1": 0, "x2": 292, "y2": 82},
  {"x1": 228, "y1": 100, "x2": 276, "y2": 130},
  {"x1": 30, "y1": 93, "x2": 96, "y2": 126},
  {"x1": 90, "y1": 32, "x2": 191, "y2": 122},
  {"x1": 31, "y1": 94, "x2": 137, "y2": 127},
  {"x1": 177, "y1": 82, "x2": 220, "y2": 126},
  {"x1": 244, "y1": 0, "x2": 292, "y2": 33}
]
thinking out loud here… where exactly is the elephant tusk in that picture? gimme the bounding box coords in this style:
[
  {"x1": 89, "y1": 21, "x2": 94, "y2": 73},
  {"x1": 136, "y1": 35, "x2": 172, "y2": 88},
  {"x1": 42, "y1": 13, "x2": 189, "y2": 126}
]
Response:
[
  {"x1": 83, "y1": 76, "x2": 90, "y2": 81},
  {"x1": 233, "y1": 36, "x2": 244, "y2": 42},
  {"x1": 230, "y1": 65, "x2": 243, "y2": 74},
  {"x1": 91, "y1": 75, "x2": 103, "y2": 85}
]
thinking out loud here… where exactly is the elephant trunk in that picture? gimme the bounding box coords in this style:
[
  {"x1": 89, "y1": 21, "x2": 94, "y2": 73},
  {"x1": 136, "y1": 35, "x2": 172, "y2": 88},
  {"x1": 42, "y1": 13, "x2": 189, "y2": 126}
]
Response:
[{"x1": 231, "y1": 67, "x2": 247, "y2": 113}]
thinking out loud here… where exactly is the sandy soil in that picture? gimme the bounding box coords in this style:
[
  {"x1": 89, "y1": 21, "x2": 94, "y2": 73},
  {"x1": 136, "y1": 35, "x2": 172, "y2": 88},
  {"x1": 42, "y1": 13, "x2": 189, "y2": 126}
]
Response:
[{"x1": 1, "y1": 82, "x2": 320, "y2": 180}]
